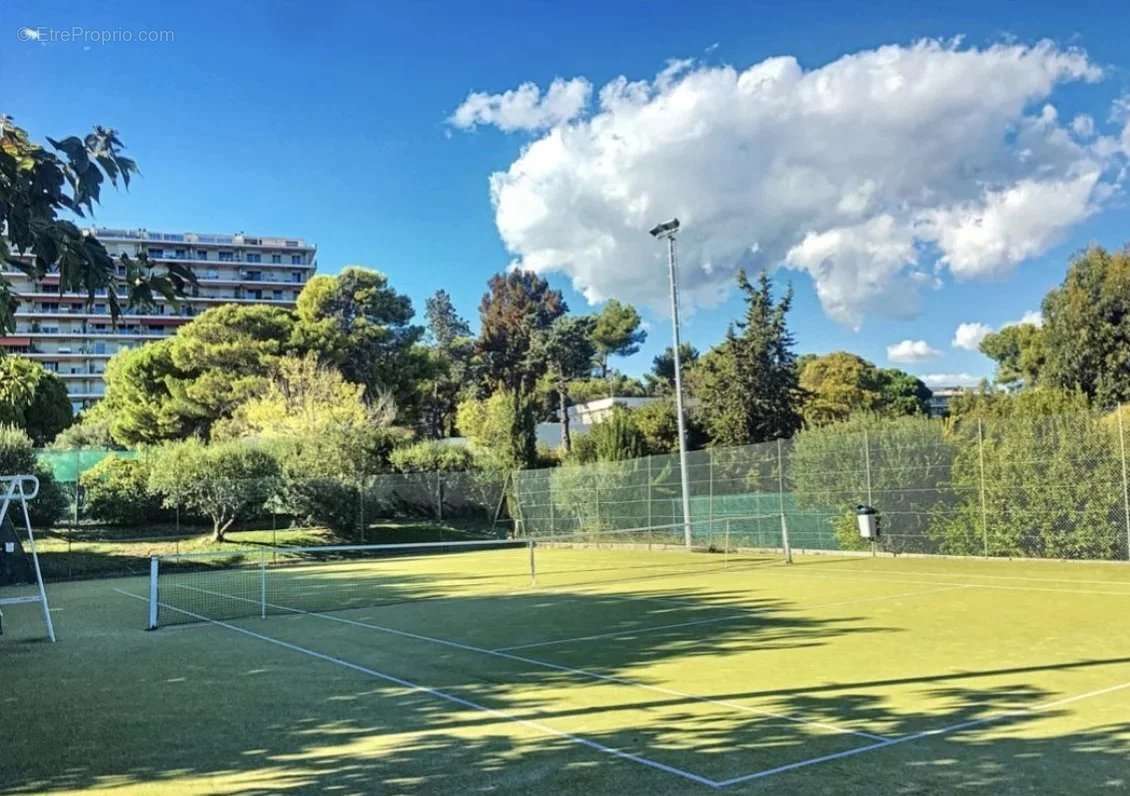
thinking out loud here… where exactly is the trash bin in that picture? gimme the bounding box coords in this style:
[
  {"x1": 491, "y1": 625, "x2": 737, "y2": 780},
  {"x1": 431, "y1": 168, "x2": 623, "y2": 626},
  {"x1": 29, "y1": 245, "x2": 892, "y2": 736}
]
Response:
[{"x1": 856, "y1": 504, "x2": 879, "y2": 540}]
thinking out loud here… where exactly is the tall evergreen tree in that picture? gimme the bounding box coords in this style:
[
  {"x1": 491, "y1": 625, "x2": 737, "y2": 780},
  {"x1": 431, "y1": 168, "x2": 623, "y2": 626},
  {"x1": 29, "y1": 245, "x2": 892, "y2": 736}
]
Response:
[
  {"x1": 421, "y1": 290, "x2": 475, "y2": 438},
  {"x1": 591, "y1": 299, "x2": 647, "y2": 379},
  {"x1": 646, "y1": 344, "x2": 699, "y2": 394},
  {"x1": 538, "y1": 315, "x2": 596, "y2": 453},
  {"x1": 477, "y1": 270, "x2": 567, "y2": 466},
  {"x1": 692, "y1": 270, "x2": 802, "y2": 445},
  {"x1": 1040, "y1": 246, "x2": 1130, "y2": 406},
  {"x1": 424, "y1": 289, "x2": 472, "y2": 347}
]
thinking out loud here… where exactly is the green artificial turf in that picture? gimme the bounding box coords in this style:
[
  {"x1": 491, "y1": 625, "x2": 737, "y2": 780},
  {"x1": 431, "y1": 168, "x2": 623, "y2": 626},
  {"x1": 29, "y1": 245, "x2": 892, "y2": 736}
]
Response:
[{"x1": 2, "y1": 546, "x2": 1129, "y2": 794}]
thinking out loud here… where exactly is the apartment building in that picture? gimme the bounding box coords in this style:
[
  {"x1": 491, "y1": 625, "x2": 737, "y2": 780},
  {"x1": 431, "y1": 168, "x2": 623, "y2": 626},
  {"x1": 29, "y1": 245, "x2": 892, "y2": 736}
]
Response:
[{"x1": 0, "y1": 227, "x2": 316, "y2": 412}]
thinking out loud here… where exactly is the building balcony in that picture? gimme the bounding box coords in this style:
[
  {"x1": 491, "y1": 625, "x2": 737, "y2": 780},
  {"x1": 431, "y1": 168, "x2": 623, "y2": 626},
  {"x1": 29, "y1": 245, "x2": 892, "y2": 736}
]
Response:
[
  {"x1": 22, "y1": 351, "x2": 116, "y2": 359},
  {"x1": 19, "y1": 331, "x2": 169, "y2": 340},
  {"x1": 90, "y1": 228, "x2": 315, "y2": 252}
]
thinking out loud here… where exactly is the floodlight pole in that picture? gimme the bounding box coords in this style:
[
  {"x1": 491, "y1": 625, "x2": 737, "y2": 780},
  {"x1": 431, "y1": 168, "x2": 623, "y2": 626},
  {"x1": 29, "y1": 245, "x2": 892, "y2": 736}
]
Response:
[{"x1": 650, "y1": 219, "x2": 693, "y2": 549}]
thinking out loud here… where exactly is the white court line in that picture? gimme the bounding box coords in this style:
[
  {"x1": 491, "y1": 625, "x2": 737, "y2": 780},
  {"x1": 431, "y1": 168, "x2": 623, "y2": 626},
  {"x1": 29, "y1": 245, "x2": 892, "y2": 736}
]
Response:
[
  {"x1": 131, "y1": 583, "x2": 1130, "y2": 788},
  {"x1": 771, "y1": 566, "x2": 1130, "y2": 598},
  {"x1": 112, "y1": 588, "x2": 719, "y2": 789},
  {"x1": 493, "y1": 584, "x2": 972, "y2": 653},
  {"x1": 170, "y1": 582, "x2": 890, "y2": 742},
  {"x1": 794, "y1": 563, "x2": 1130, "y2": 588},
  {"x1": 715, "y1": 678, "x2": 1130, "y2": 787}
]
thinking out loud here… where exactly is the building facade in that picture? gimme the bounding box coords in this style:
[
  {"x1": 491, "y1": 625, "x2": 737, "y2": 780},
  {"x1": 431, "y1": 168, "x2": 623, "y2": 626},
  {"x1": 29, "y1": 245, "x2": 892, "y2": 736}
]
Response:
[
  {"x1": 534, "y1": 396, "x2": 661, "y2": 449},
  {"x1": 0, "y1": 228, "x2": 316, "y2": 412},
  {"x1": 927, "y1": 386, "x2": 968, "y2": 418}
]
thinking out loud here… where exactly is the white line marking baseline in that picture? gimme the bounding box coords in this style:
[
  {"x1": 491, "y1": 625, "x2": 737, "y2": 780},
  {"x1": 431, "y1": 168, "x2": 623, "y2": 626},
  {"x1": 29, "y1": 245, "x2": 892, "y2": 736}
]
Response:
[{"x1": 715, "y1": 679, "x2": 1130, "y2": 786}]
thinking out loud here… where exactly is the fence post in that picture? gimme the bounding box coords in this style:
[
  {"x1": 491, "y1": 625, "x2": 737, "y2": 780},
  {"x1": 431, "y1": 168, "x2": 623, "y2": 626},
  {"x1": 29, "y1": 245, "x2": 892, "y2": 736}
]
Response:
[
  {"x1": 863, "y1": 430, "x2": 874, "y2": 507},
  {"x1": 777, "y1": 438, "x2": 792, "y2": 564},
  {"x1": 73, "y1": 448, "x2": 80, "y2": 532},
  {"x1": 548, "y1": 474, "x2": 555, "y2": 534},
  {"x1": 646, "y1": 455, "x2": 653, "y2": 530},
  {"x1": 358, "y1": 474, "x2": 366, "y2": 540},
  {"x1": 594, "y1": 476, "x2": 602, "y2": 530},
  {"x1": 1118, "y1": 406, "x2": 1130, "y2": 561},
  {"x1": 708, "y1": 448, "x2": 714, "y2": 537},
  {"x1": 436, "y1": 472, "x2": 445, "y2": 522},
  {"x1": 978, "y1": 419, "x2": 989, "y2": 557}
]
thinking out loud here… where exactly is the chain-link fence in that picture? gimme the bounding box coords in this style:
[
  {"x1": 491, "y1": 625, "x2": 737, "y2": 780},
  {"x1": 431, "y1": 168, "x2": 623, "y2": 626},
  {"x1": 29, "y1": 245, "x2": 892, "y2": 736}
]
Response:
[
  {"x1": 28, "y1": 408, "x2": 1130, "y2": 582},
  {"x1": 511, "y1": 410, "x2": 1130, "y2": 561}
]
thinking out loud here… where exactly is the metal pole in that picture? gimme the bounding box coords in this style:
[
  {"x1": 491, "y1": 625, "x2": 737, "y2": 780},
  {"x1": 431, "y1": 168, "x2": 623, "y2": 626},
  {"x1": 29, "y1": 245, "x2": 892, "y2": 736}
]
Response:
[
  {"x1": 665, "y1": 233, "x2": 693, "y2": 549},
  {"x1": 1118, "y1": 406, "x2": 1130, "y2": 561},
  {"x1": 260, "y1": 550, "x2": 267, "y2": 620},
  {"x1": 148, "y1": 556, "x2": 159, "y2": 631},
  {"x1": 18, "y1": 483, "x2": 55, "y2": 642},
  {"x1": 528, "y1": 538, "x2": 536, "y2": 586},
  {"x1": 708, "y1": 447, "x2": 714, "y2": 539},
  {"x1": 358, "y1": 474, "x2": 366, "y2": 539},
  {"x1": 777, "y1": 438, "x2": 792, "y2": 564},
  {"x1": 863, "y1": 429, "x2": 874, "y2": 506},
  {"x1": 646, "y1": 455, "x2": 653, "y2": 530},
  {"x1": 724, "y1": 518, "x2": 730, "y2": 569},
  {"x1": 978, "y1": 419, "x2": 989, "y2": 556}
]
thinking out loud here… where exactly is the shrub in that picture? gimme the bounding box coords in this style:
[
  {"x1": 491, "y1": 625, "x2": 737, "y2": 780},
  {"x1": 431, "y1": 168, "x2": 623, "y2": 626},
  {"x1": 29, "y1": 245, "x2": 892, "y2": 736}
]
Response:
[
  {"x1": 148, "y1": 439, "x2": 280, "y2": 541},
  {"x1": 456, "y1": 390, "x2": 536, "y2": 471},
  {"x1": 788, "y1": 413, "x2": 954, "y2": 552},
  {"x1": 389, "y1": 441, "x2": 474, "y2": 473},
  {"x1": 0, "y1": 356, "x2": 73, "y2": 445},
  {"x1": 80, "y1": 455, "x2": 167, "y2": 527},
  {"x1": 931, "y1": 391, "x2": 1122, "y2": 559},
  {"x1": 569, "y1": 407, "x2": 646, "y2": 464},
  {"x1": 0, "y1": 425, "x2": 67, "y2": 527}
]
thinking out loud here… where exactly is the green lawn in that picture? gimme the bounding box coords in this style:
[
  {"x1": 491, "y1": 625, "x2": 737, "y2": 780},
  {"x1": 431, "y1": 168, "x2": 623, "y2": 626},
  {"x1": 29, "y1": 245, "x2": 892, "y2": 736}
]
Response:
[{"x1": 2, "y1": 547, "x2": 1129, "y2": 794}]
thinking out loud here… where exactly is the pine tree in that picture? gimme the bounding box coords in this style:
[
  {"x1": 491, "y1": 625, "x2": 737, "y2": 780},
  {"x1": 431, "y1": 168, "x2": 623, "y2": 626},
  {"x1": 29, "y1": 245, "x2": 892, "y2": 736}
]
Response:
[{"x1": 692, "y1": 270, "x2": 802, "y2": 445}]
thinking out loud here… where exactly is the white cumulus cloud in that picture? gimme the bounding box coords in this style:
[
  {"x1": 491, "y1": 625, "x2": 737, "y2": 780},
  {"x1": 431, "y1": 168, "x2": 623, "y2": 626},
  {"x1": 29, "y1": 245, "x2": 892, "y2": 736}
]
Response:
[
  {"x1": 921, "y1": 373, "x2": 983, "y2": 388},
  {"x1": 458, "y1": 39, "x2": 1126, "y2": 325},
  {"x1": 1007, "y1": 310, "x2": 1044, "y2": 327},
  {"x1": 449, "y1": 77, "x2": 592, "y2": 132},
  {"x1": 952, "y1": 322, "x2": 994, "y2": 351},
  {"x1": 887, "y1": 339, "x2": 942, "y2": 363}
]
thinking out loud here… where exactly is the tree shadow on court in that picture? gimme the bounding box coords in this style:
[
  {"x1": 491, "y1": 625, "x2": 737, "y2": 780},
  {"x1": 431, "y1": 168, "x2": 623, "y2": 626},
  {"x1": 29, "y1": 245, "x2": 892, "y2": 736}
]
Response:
[{"x1": 4, "y1": 564, "x2": 1130, "y2": 794}]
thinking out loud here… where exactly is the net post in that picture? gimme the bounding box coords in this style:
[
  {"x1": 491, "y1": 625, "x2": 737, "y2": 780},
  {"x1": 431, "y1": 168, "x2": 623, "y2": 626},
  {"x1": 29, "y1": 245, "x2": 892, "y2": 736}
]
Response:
[
  {"x1": 724, "y1": 518, "x2": 730, "y2": 568},
  {"x1": 777, "y1": 438, "x2": 792, "y2": 564},
  {"x1": 528, "y1": 538, "x2": 536, "y2": 586},
  {"x1": 260, "y1": 550, "x2": 267, "y2": 620},
  {"x1": 147, "y1": 556, "x2": 159, "y2": 631}
]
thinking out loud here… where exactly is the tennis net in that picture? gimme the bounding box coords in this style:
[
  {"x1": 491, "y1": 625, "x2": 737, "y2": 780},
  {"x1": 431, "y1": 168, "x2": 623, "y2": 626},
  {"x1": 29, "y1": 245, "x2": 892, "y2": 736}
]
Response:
[{"x1": 146, "y1": 515, "x2": 787, "y2": 628}]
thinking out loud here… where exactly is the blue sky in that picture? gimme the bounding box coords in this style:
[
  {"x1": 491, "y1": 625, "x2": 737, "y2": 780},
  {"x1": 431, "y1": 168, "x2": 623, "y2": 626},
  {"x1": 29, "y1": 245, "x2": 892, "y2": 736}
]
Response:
[{"x1": 4, "y1": 0, "x2": 1130, "y2": 384}]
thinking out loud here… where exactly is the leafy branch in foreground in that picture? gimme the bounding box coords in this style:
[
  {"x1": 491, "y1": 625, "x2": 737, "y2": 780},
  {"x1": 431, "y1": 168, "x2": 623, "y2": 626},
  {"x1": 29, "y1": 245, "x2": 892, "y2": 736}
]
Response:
[{"x1": 0, "y1": 115, "x2": 196, "y2": 333}]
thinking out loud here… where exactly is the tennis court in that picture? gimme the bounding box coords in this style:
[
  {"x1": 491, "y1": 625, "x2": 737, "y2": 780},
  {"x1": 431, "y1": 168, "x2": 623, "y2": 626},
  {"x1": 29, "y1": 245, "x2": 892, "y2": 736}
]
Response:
[{"x1": 3, "y1": 530, "x2": 1130, "y2": 793}]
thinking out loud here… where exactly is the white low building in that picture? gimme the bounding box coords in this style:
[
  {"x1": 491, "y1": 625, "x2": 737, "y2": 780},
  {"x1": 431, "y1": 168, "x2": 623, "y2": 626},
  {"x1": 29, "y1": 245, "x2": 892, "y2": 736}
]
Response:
[{"x1": 536, "y1": 396, "x2": 660, "y2": 449}]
